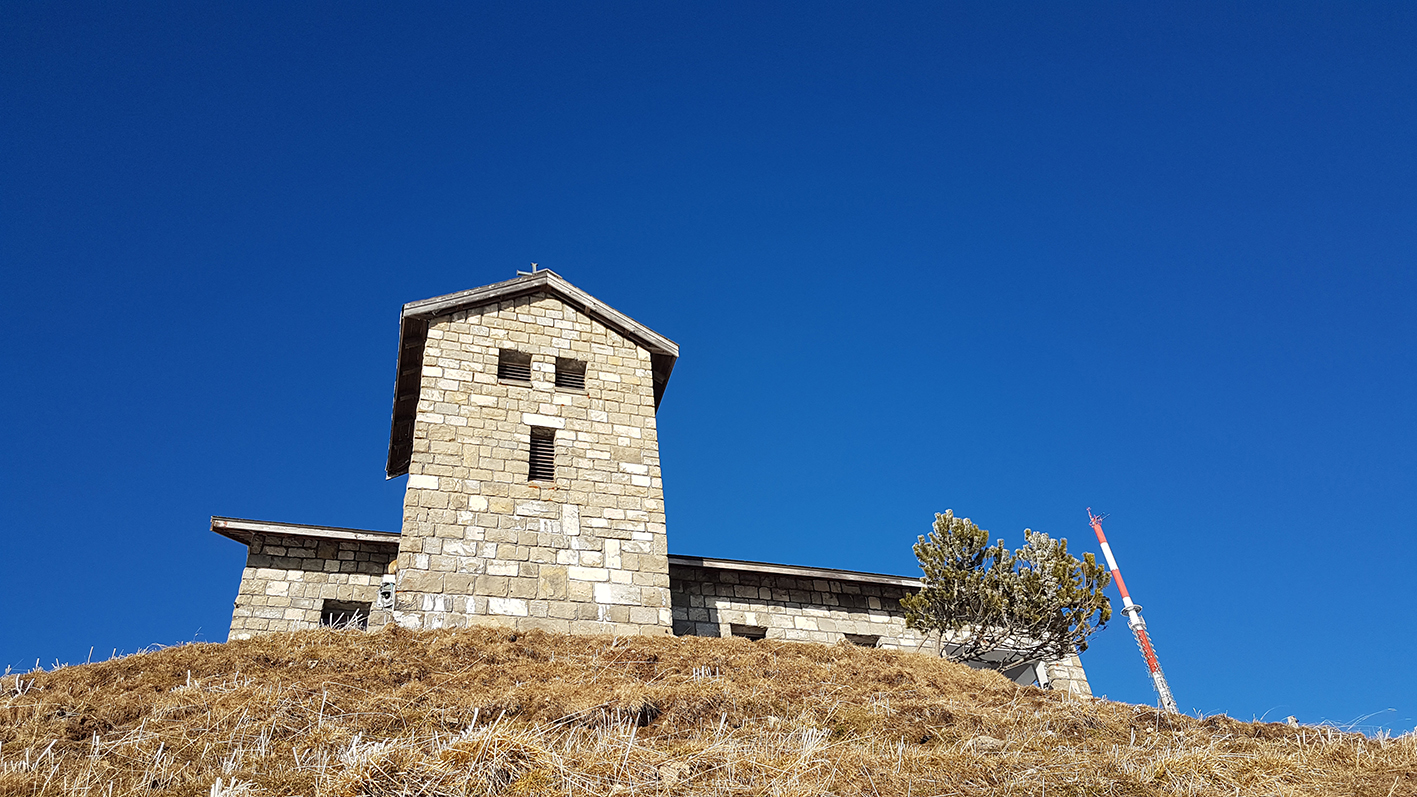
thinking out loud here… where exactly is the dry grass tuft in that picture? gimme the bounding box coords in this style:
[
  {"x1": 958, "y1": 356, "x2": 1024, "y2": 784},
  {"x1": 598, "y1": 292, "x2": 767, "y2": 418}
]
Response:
[{"x1": 1, "y1": 626, "x2": 1412, "y2": 796}]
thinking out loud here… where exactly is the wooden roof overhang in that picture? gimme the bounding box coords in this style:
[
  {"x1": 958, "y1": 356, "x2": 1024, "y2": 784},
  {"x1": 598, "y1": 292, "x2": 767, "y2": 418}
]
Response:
[
  {"x1": 667, "y1": 555, "x2": 923, "y2": 589},
  {"x1": 211, "y1": 516, "x2": 401, "y2": 547}
]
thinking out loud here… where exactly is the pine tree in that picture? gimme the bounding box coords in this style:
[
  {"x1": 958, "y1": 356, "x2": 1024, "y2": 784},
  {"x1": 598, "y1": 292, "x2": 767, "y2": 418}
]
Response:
[{"x1": 900, "y1": 510, "x2": 1112, "y2": 666}]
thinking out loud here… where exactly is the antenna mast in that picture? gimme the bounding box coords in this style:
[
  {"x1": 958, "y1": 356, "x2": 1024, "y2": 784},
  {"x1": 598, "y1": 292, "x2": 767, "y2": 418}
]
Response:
[{"x1": 1087, "y1": 509, "x2": 1179, "y2": 714}]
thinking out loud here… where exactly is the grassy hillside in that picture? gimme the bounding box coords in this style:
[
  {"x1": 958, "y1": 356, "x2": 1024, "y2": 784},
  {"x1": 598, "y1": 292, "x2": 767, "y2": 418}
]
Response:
[{"x1": 1, "y1": 627, "x2": 1411, "y2": 796}]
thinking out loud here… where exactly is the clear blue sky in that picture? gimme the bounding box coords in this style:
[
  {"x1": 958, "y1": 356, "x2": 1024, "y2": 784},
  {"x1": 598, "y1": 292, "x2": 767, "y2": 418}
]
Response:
[{"x1": 3, "y1": 3, "x2": 1413, "y2": 732}]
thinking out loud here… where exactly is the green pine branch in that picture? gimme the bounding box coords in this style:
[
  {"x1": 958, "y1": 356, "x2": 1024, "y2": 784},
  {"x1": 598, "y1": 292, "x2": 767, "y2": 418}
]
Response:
[{"x1": 901, "y1": 510, "x2": 1113, "y2": 668}]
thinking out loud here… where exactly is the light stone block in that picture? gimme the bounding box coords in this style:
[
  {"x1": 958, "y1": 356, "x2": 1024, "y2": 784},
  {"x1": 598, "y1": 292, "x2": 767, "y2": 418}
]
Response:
[
  {"x1": 521, "y1": 413, "x2": 565, "y2": 428},
  {"x1": 568, "y1": 566, "x2": 609, "y2": 582},
  {"x1": 593, "y1": 582, "x2": 645, "y2": 606},
  {"x1": 487, "y1": 597, "x2": 529, "y2": 616}
]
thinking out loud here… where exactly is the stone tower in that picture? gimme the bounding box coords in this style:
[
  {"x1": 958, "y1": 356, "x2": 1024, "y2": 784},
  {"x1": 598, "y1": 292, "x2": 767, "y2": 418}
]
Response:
[{"x1": 377, "y1": 269, "x2": 679, "y2": 634}]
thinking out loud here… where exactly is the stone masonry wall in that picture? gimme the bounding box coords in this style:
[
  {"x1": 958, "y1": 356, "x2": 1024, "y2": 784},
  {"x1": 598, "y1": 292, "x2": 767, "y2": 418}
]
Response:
[
  {"x1": 223, "y1": 532, "x2": 1090, "y2": 694},
  {"x1": 1044, "y1": 653, "x2": 1091, "y2": 697},
  {"x1": 670, "y1": 563, "x2": 1092, "y2": 696},
  {"x1": 391, "y1": 292, "x2": 671, "y2": 634},
  {"x1": 228, "y1": 533, "x2": 397, "y2": 641},
  {"x1": 670, "y1": 563, "x2": 936, "y2": 650}
]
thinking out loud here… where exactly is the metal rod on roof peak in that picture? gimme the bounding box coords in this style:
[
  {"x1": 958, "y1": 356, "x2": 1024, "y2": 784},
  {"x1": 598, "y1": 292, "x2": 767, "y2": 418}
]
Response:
[{"x1": 1087, "y1": 508, "x2": 1180, "y2": 714}]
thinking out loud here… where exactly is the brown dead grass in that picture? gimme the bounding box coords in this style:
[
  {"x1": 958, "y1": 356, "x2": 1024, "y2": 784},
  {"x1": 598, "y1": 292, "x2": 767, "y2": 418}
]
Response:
[{"x1": 0, "y1": 626, "x2": 1412, "y2": 796}]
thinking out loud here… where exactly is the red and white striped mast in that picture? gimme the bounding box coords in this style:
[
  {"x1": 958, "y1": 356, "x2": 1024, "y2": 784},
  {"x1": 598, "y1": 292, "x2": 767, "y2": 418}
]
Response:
[{"x1": 1087, "y1": 509, "x2": 1179, "y2": 714}]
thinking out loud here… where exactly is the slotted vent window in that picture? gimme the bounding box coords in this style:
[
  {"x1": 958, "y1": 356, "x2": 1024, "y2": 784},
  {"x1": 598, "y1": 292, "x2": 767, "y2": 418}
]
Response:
[
  {"x1": 528, "y1": 426, "x2": 556, "y2": 482},
  {"x1": 729, "y1": 624, "x2": 767, "y2": 641},
  {"x1": 555, "y1": 357, "x2": 586, "y2": 389},
  {"x1": 497, "y1": 349, "x2": 532, "y2": 382},
  {"x1": 844, "y1": 633, "x2": 881, "y2": 648}
]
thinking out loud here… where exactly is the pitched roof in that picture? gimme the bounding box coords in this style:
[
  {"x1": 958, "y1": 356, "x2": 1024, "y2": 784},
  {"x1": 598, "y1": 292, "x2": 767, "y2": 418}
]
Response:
[{"x1": 386, "y1": 269, "x2": 679, "y2": 478}]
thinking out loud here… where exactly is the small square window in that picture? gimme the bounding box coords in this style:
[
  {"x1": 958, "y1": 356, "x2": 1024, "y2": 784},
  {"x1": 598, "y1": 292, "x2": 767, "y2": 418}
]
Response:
[
  {"x1": 497, "y1": 349, "x2": 532, "y2": 382},
  {"x1": 554, "y1": 357, "x2": 586, "y2": 389},
  {"x1": 320, "y1": 600, "x2": 369, "y2": 630},
  {"x1": 529, "y1": 426, "x2": 556, "y2": 482},
  {"x1": 729, "y1": 624, "x2": 767, "y2": 641}
]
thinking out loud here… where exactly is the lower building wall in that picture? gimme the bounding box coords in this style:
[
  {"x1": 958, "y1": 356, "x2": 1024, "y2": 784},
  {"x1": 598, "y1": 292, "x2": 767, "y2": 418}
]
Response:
[
  {"x1": 669, "y1": 563, "x2": 934, "y2": 650},
  {"x1": 221, "y1": 534, "x2": 1091, "y2": 697},
  {"x1": 669, "y1": 563, "x2": 1092, "y2": 696},
  {"x1": 228, "y1": 533, "x2": 398, "y2": 641},
  {"x1": 386, "y1": 500, "x2": 672, "y2": 637}
]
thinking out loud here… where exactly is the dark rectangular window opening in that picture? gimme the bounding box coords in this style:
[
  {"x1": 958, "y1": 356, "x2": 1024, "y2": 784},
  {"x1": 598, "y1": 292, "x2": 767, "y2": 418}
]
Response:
[
  {"x1": 529, "y1": 426, "x2": 556, "y2": 482},
  {"x1": 497, "y1": 349, "x2": 532, "y2": 382},
  {"x1": 554, "y1": 357, "x2": 586, "y2": 390},
  {"x1": 320, "y1": 600, "x2": 370, "y2": 630},
  {"x1": 844, "y1": 633, "x2": 881, "y2": 648},
  {"x1": 729, "y1": 624, "x2": 768, "y2": 641}
]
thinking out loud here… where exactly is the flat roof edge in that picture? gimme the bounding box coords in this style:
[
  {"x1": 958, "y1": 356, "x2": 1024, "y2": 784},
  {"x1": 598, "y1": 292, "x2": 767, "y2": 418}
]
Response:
[
  {"x1": 208, "y1": 519, "x2": 920, "y2": 588},
  {"x1": 668, "y1": 554, "x2": 922, "y2": 588},
  {"x1": 211, "y1": 516, "x2": 401, "y2": 546}
]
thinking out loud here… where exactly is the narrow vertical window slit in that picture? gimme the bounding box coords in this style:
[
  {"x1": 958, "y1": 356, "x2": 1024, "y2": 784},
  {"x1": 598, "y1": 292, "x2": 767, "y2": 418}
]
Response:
[{"x1": 529, "y1": 427, "x2": 556, "y2": 482}]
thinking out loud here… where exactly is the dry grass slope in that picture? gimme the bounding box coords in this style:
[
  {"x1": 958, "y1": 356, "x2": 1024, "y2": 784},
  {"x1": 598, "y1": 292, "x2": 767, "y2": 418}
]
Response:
[{"x1": 0, "y1": 627, "x2": 1412, "y2": 796}]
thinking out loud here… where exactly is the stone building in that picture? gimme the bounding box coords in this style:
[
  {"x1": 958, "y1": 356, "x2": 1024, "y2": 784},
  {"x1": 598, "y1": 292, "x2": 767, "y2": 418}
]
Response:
[{"x1": 213, "y1": 269, "x2": 1091, "y2": 695}]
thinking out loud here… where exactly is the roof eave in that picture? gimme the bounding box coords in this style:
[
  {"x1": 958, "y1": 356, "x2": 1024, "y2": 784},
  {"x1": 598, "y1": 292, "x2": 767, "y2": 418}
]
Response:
[
  {"x1": 667, "y1": 554, "x2": 922, "y2": 589},
  {"x1": 400, "y1": 270, "x2": 679, "y2": 356},
  {"x1": 211, "y1": 516, "x2": 401, "y2": 546}
]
